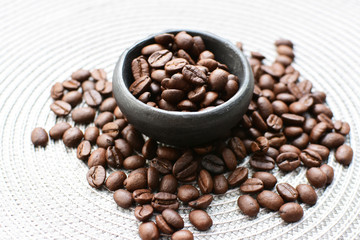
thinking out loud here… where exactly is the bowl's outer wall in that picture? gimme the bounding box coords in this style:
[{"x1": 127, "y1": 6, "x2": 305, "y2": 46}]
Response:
[{"x1": 113, "y1": 30, "x2": 254, "y2": 147}]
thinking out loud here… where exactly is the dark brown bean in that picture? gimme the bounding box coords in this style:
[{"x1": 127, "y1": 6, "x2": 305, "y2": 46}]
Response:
[
  {"x1": 213, "y1": 174, "x2": 229, "y2": 194},
  {"x1": 62, "y1": 91, "x2": 82, "y2": 107},
  {"x1": 77, "y1": 140, "x2": 91, "y2": 160},
  {"x1": 106, "y1": 146, "x2": 123, "y2": 168},
  {"x1": 267, "y1": 114, "x2": 283, "y2": 131},
  {"x1": 312, "y1": 104, "x2": 333, "y2": 118},
  {"x1": 162, "y1": 208, "x2": 184, "y2": 230},
  {"x1": 296, "y1": 184, "x2": 317, "y2": 205},
  {"x1": 83, "y1": 90, "x2": 102, "y2": 107},
  {"x1": 306, "y1": 167, "x2": 327, "y2": 188},
  {"x1": 320, "y1": 132, "x2": 345, "y2": 149},
  {"x1": 50, "y1": 82, "x2": 64, "y2": 100},
  {"x1": 175, "y1": 31, "x2": 194, "y2": 50},
  {"x1": 95, "y1": 112, "x2": 114, "y2": 128},
  {"x1": 132, "y1": 56, "x2": 150, "y2": 81},
  {"x1": 276, "y1": 183, "x2": 298, "y2": 202},
  {"x1": 31, "y1": 127, "x2": 48, "y2": 147},
  {"x1": 114, "y1": 189, "x2": 133, "y2": 208},
  {"x1": 84, "y1": 126, "x2": 99, "y2": 144},
  {"x1": 81, "y1": 80, "x2": 95, "y2": 92},
  {"x1": 148, "y1": 166, "x2": 160, "y2": 191},
  {"x1": 124, "y1": 171, "x2": 147, "y2": 192},
  {"x1": 227, "y1": 167, "x2": 248, "y2": 187},
  {"x1": 334, "y1": 120, "x2": 350, "y2": 135},
  {"x1": 171, "y1": 230, "x2": 194, "y2": 240},
  {"x1": 49, "y1": 122, "x2": 71, "y2": 140},
  {"x1": 208, "y1": 68, "x2": 229, "y2": 91},
  {"x1": 88, "y1": 148, "x2": 106, "y2": 168},
  {"x1": 279, "y1": 144, "x2": 301, "y2": 155},
  {"x1": 198, "y1": 169, "x2": 213, "y2": 194},
  {"x1": 138, "y1": 222, "x2": 159, "y2": 240},
  {"x1": 71, "y1": 107, "x2": 96, "y2": 124},
  {"x1": 90, "y1": 69, "x2": 106, "y2": 81},
  {"x1": 133, "y1": 189, "x2": 154, "y2": 205},
  {"x1": 62, "y1": 127, "x2": 83, "y2": 148},
  {"x1": 264, "y1": 132, "x2": 287, "y2": 148},
  {"x1": 240, "y1": 178, "x2": 264, "y2": 193},
  {"x1": 156, "y1": 215, "x2": 174, "y2": 234},
  {"x1": 281, "y1": 113, "x2": 305, "y2": 126},
  {"x1": 272, "y1": 100, "x2": 289, "y2": 116},
  {"x1": 335, "y1": 144, "x2": 353, "y2": 165},
  {"x1": 159, "y1": 174, "x2": 178, "y2": 194},
  {"x1": 165, "y1": 58, "x2": 188, "y2": 75},
  {"x1": 177, "y1": 185, "x2": 200, "y2": 203},
  {"x1": 237, "y1": 195, "x2": 260, "y2": 217},
  {"x1": 291, "y1": 133, "x2": 309, "y2": 149},
  {"x1": 300, "y1": 149, "x2": 322, "y2": 168},
  {"x1": 71, "y1": 69, "x2": 90, "y2": 81},
  {"x1": 148, "y1": 50, "x2": 173, "y2": 68},
  {"x1": 96, "y1": 134, "x2": 114, "y2": 148},
  {"x1": 50, "y1": 100, "x2": 72, "y2": 116},
  {"x1": 141, "y1": 44, "x2": 165, "y2": 56},
  {"x1": 86, "y1": 165, "x2": 106, "y2": 189},
  {"x1": 283, "y1": 126, "x2": 303, "y2": 138},
  {"x1": 250, "y1": 153, "x2": 275, "y2": 171},
  {"x1": 320, "y1": 164, "x2": 334, "y2": 185},
  {"x1": 182, "y1": 65, "x2": 207, "y2": 85},
  {"x1": 188, "y1": 194, "x2": 213, "y2": 209},
  {"x1": 129, "y1": 76, "x2": 152, "y2": 97},
  {"x1": 123, "y1": 155, "x2": 145, "y2": 170},
  {"x1": 134, "y1": 204, "x2": 154, "y2": 222},
  {"x1": 189, "y1": 210, "x2": 212, "y2": 231},
  {"x1": 252, "y1": 172, "x2": 277, "y2": 189},
  {"x1": 229, "y1": 137, "x2": 247, "y2": 160},
  {"x1": 99, "y1": 97, "x2": 117, "y2": 112},
  {"x1": 105, "y1": 171, "x2": 126, "y2": 191},
  {"x1": 114, "y1": 139, "x2": 133, "y2": 158},
  {"x1": 303, "y1": 118, "x2": 318, "y2": 134},
  {"x1": 251, "y1": 136, "x2": 269, "y2": 153},
  {"x1": 201, "y1": 154, "x2": 225, "y2": 174},
  {"x1": 251, "y1": 111, "x2": 268, "y2": 132},
  {"x1": 177, "y1": 49, "x2": 195, "y2": 65},
  {"x1": 279, "y1": 202, "x2": 303, "y2": 223},
  {"x1": 276, "y1": 152, "x2": 300, "y2": 172},
  {"x1": 257, "y1": 190, "x2": 284, "y2": 211},
  {"x1": 150, "y1": 158, "x2": 173, "y2": 175},
  {"x1": 307, "y1": 144, "x2": 330, "y2": 161},
  {"x1": 151, "y1": 192, "x2": 179, "y2": 212}
]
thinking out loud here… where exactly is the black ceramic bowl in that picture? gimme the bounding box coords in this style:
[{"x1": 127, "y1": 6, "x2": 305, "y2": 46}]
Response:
[{"x1": 113, "y1": 30, "x2": 254, "y2": 147}]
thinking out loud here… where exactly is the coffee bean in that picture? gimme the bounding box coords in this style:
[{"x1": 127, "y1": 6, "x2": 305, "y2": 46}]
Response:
[
  {"x1": 213, "y1": 174, "x2": 229, "y2": 194},
  {"x1": 163, "y1": 74, "x2": 192, "y2": 91},
  {"x1": 279, "y1": 72, "x2": 299, "y2": 85},
  {"x1": 334, "y1": 120, "x2": 350, "y2": 135},
  {"x1": 155, "y1": 215, "x2": 174, "y2": 234},
  {"x1": 71, "y1": 69, "x2": 90, "y2": 81},
  {"x1": 182, "y1": 65, "x2": 207, "y2": 85},
  {"x1": 208, "y1": 68, "x2": 229, "y2": 91},
  {"x1": 264, "y1": 132, "x2": 286, "y2": 148},
  {"x1": 148, "y1": 50, "x2": 173, "y2": 68},
  {"x1": 261, "y1": 63, "x2": 285, "y2": 78},
  {"x1": 50, "y1": 82, "x2": 64, "y2": 100},
  {"x1": 296, "y1": 184, "x2": 317, "y2": 205},
  {"x1": 62, "y1": 127, "x2": 83, "y2": 148},
  {"x1": 258, "y1": 74, "x2": 274, "y2": 90},
  {"x1": 71, "y1": 107, "x2": 96, "y2": 124},
  {"x1": 141, "y1": 138, "x2": 157, "y2": 160},
  {"x1": 200, "y1": 92, "x2": 218, "y2": 107},
  {"x1": 279, "y1": 144, "x2": 301, "y2": 155},
  {"x1": 177, "y1": 49, "x2": 196, "y2": 65},
  {"x1": 150, "y1": 158, "x2": 173, "y2": 175},
  {"x1": 317, "y1": 113, "x2": 334, "y2": 129},
  {"x1": 124, "y1": 171, "x2": 147, "y2": 192},
  {"x1": 114, "y1": 139, "x2": 133, "y2": 158},
  {"x1": 132, "y1": 56, "x2": 150, "y2": 81},
  {"x1": 335, "y1": 144, "x2": 353, "y2": 165},
  {"x1": 63, "y1": 79, "x2": 80, "y2": 90},
  {"x1": 309, "y1": 122, "x2": 329, "y2": 143},
  {"x1": 306, "y1": 167, "x2": 327, "y2": 188},
  {"x1": 312, "y1": 104, "x2": 333, "y2": 118},
  {"x1": 84, "y1": 126, "x2": 99, "y2": 144},
  {"x1": 124, "y1": 128, "x2": 144, "y2": 152},
  {"x1": 276, "y1": 183, "x2": 298, "y2": 202},
  {"x1": 272, "y1": 100, "x2": 289, "y2": 116},
  {"x1": 252, "y1": 172, "x2": 277, "y2": 189},
  {"x1": 96, "y1": 78, "x2": 112, "y2": 95},
  {"x1": 319, "y1": 164, "x2": 334, "y2": 185},
  {"x1": 306, "y1": 144, "x2": 329, "y2": 161},
  {"x1": 189, "y1": 210, "x2": 212, "y2": 231},
  {"x1": 86, "y1": 165, "x2": 106, "y2": 189},
  {"x1": 300, "y1": 149, "x2": 322, "y2": 168},
  {"x1": 283, "y1": 126, "x2": 303, "y2": 138},
  {"x1": 102, "y1": 122, "x2": 120, "y2": 138},
  {"x1": 227, "y1": 167, "x2": 248, "y2": 188},
  {"x1": 95, "y1": 112, "x2": 114, "y2": 128},
  {"x1": 31, "y1": 127, "x2": 48, "y2": 147},
  {"x1": 303, "y1": 118, "x2": 317, "y2": 134},
  {"x1": 147, "y1": 166, "x2": 160, "y2": 191},
  {"x1": 50, "y1": 100, "x2": 72, "y2": 116},
  {"x1": 240, "y1": 178, "x2": 264, "y2": 193},
  {"x1": 62, "y1": 91, "x2": 82, "y2": 107},
  {"x1": 198, "y1": 59, "x2": 218, "y2": 71},
  {"x1": 276, "y1": 152, "x2": 300, "y2": 172},
  {"x1": 81, "y1": 80, "x2": 95, "y2": 92},
  {"x1": 113, "y1": 106, "x2": 124, "y2": 119},
  {"x1": 250, "y1": 153, "x2": 275, "y2": 171},
  {"x1": 129, "y1": 76, "x2": 152, "y2": 97},
  {"x1": 266, "y1": 147, "x2": 279, "y2": 159},
  {"x1": 237, "y1": 195, "x2": 260, "y2": 217},
  {"x1": 275, "y1": 39, "x2": 293, "y2": 48},
  {"x1": 257, "y1": 97, "x2": 273, "y2": 120},
  {"x1": 171, "y1": 230, "x2": 194, "y2": 240},
  {"x1": 177, "y1": 185, "x2": 199, "y2": 203},
  {"x1": 257, "y1": 190, "x2": 284, "y2": 211},
  {"x1": 83, "y1": 90, "x2": 102, "y2": 107},
  {"x1": 251, "y1": 111, "x2": 268, "y2": 132},
  {"x1": 281, "y1": 113, "x2": 305, "y2": 126},
  {"x1": 162, "y1": 209, "x2": 184, "y2": 230},
  {"x1": 156, "y1": 146, "x2": 180, "y2": 161},
  {"x1": 198, "y1": 169, "x2": 213, "y2": 194},
  {"x1": 320, "y1": 132, "x2": 345, "y2": 149},
  {"x1": 49, "y1": 122, "x2": 71, "y2": 140},
  {"x1": 151, "y1": 192, "x2": 179, "y2": 212},
  {"x1": 251, "y1": 136, "x2": 269, "y2": 153},
  {"x1": 138, "y1": 221, "x2": 159, "y2": 240},
  {"x1": 133, "y1": 189, "x2": 154, "y2": 205},
  {"x1": 165, "y1": 58, "x2": 188, "y2": 75},
  {"x1": 291, "y1": 133, "x2": 309, "y2": 149},
  {"x1": 199, "y1": 50, "x2": 215, "y2": 60},
  {"x1": 77, "y1": 140, "x2": 91, "y2": 160},
  {"x1": 99, "y1": 97, "x2": 117, "y2": 112},
  {"x1": 123, "y1": 155, "x2": 145, "y2": 170},
  {"x1": 174, "y1": 31, "x2": 194, "y2": 50},
  {"x1": 134, "y1": 204, "x2": 154, "y2": 222},
  {"x1": 228, "y1": 137, "x2": 247, "y2": 160},
  {"x1": 96, "y1": 134, "x2": 114, "y2": 148},
  {"x1": 161, "y1": 89, "x2": 185, "y2": 104},
  {"x1": 105, "y1": 171, "x2": 126, "y2": 191},
  {"x1": 172, "y1": 151, "x2": 198, "y2": 181},
  {"x1": 279, "y1": 202, "x2": 303, "y2": 223},
  {"x1": 159, "y1": 174, "x2": 178, "y2": 194},
  {"x1": 266, "y1": 114, "x2": 283, "y2": 132},
  {"x1": 88, "y1": 148, "x2": 106, "y2": 168},
  {"x1": 114, "y1": 189, "x2": 133, "y2": 209},
  {"x1": 106, "y1": 146, "x2": 123, "y2": 168},
  {"x1": 192, "y1": 36, "x2": 206, "y2": 56},
  {"x1": 188, "y1": 194, "x2": 213, "y2": 209},
  {"x1": 275, "y1": 55, "x2": 293, "y2": 66},
  {"x1": 201, "y1": 154, "x2": 226, "y2": 174},
  {"x1": 141, "y1": 44, "x2": 165, "y2": 56}
]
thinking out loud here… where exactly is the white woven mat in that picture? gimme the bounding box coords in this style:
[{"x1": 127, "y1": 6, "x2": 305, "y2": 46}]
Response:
[{"x1": 1, "y1": 0, "x2": 360, "y2": 239}]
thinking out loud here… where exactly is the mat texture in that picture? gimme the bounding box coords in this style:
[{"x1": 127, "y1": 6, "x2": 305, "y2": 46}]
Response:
[{"x1": 1, "y1": 0, "x2": 360, "y2": 239}]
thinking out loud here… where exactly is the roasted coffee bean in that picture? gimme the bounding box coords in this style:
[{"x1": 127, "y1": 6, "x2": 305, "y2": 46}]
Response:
[
  {"x1": 279, "y1": 71, "x2": 299, "y2": 85},
  {"x1": 320, "y1": 132, "x2": 345, "y2": 149},
  {"x1": 283, "y1": 126, "x2": 303, "y2": 138},
  {"x1": 188, "y1": 194, "x2": 213, "y2": 209},
  {"x1": 334, "y1": 120, "x2": 350, "y2": 135},
  {"x1": 150, "y1": 158, "x2": 173, "y2": 175},
  {"x1": 240, "y1": 178, "x2": 264, "y2": 193},
  {"x1": 248, "y1": 128, "x2": 262, "y2": 140},
  {"x1": 309, "y1": 122, "x2": 328, "y2": 143},
  {"x1": 266, "y1": 147, "x2": 279, "y2": 159},
  {"x1": 95, "y1": 112, "x2": 114, "y2": 128},
  {"x1": 51, "y1": 82, "x2": 64, "y2": 100},
  {"x1": 266, "y1": 114, "x2": 283, "y2": 131},
  {"x1": 151, "y1": 192, "x2": 179, "y2": 212},
  {"x1": 300, "y1": 149, "x2": 322, "y2": 168},
  {"x1": 177, "y1": 185, "x2": 200, "y2": 203},
  {"x1": 251, "y1": 136, "x2": 269, "y2": 153},
  {"x1": 62, "y1": 91, "x2": 82, "y2": 107},
  {"x1": 281, "y1": 113, "x2": 305, "y2": 126},
  {"x1": 189, "y1": 210, "x2": 212, "y2": 231},
  {"x1": 291, "y1": 133, "x2": 309, "y2": 149},
  {"x1": 303, "y1": 118, "x2": 317, "y2": 134},
  {"x1": 275, "y1": 55, "x2": 293, "y2": 66},
  {"x1": 250, "y1": 153, "x2": 275, "y2": 171},
  {"x1": 251, "y1": 111, "x2": 268, "y2": 132},
  {"x1": 77, "y1": 140, "x2": 91, "y2": 160},
  {"x1": 296, "y1": 184, "x2": 317, "y2": 205},
  {"x1": 261, "y1": 63, "x2": 285, "y2": 78},
  {"x1": 237, "y1": 195, "x2": 260, "y2": 217},
  {"x1": 306, "y1": 167, "x2": 327, "y2": 188},
  {"x1": 71, "y1": 69, "x2": 90, "y2": 81},
  {"x1": 124, "y1": 128, "x2": 144, "y2": 152},
  {"x1": 257, "y1": 97, "x2": 273, "y2": 119},
  {"x1": 207, "y1": 68, "x2": 228, "y2": 91},
  {"x1": 198, "y1": 169, "x2": 213, "y2": 194},
  {"x1": 159, "y1": 174, "x2": 178, "y2": 194},
  {"x1": 162, "y1": 75, "x2": 191, "y2": 91},
  {"x1": 279, "y1": 144, "x2": 301, "y2": 155},
  {"x1": 90, "y1": 68, "x2": 107, "y2": 81},
  {"x1": 201, "y1": 154, "x2": 226, "y2": 174},
  {"x1": 172, "y1": 151, "x2": 198, "y2": 181},
  {"x1": 193, "y1": 144, "x2": 214, "y2": 155},
  {"x1": 142, "y1": 138, "x2": 157, "y2": 160},
  {"x1": 123, "y1": 155, "x2": 145, "y2": 170},
  {"x1": 162, "y1": 208, "x2": 184, "y2": 230},
  {"x1": 182, "y1": 65, "x2": 207, "y2": 85},
  {"x1": 84, "y1": 126, "x2": 99, "y2": 144},
  {"x1": 197, "y1": 59, "x2": 218, "y2": 72},
  {"x1": 335, "y1": 144, "x2": 353, "y2": 165},
  {"x1": 83, "y1": 90, "x2": 102, "y2": 107},
  {"x1": 113, "y1": 106, "x2": 124, "y2": 119},
  {"x1": 213, "y1": 174, "x2": 229, "y2": 194},
  {"x1": 124, "y1": 171, "x2": 147, "y2": 192},
  {"x1": 148, "y1": 166, "x2": 160, "y2": 191},
  {"x1": 141, "y1": 44, "x2": 165, "y2": 56},
  {"x1": 199, "y1": 91, "x2": 218, "y2": 108},
  {"x1": 105, "y1": 171, "x2": 126, "y2": 191},
  {"x1": 50, "y1": 100, "x2": 72, "y2": 116},
  {"x1": 272, "y1": 100, "x2": 289, "y2": 116},
  {"x1": 138, "y1": 221, "x2": 159, "y2": 240},
  {"x1": 317, "y1": 113, "x2": 334, "y2": 129},
  {"x1": 276, "y1": 183, "x2": 298, "y2": 202},
  {"x1": 31, "y1": 127, "x2": 48, "y2": 147},
  {"x1": 49, "y1": 122, "x2": 71, "y2": 140},
  {"x1": 62, "y1": 127, "x2": 83, "y2": 148},
  {"x1": 174, "y1": 31, "x2": 194, "y2": 50},
  {"x1": 311, "y1": 91, "x2": 326, "y2": 103},
  {"x1": 159, "y1": 99, "x2": 177, "y2": 111},
  {"x1": 88, "y1": 148, "x2": 106, "y2": 168},
  {"x1": 312, "y1": 104, "x2": 333, "y2": 118},
  {"x1": 227, "y1": 167, "x2": 248, "y2": 187},
  {"x1": 261, "y1": 89, "x2": 275, "y2": 101},
  {"x1": 258, "y1": 74, "x2": 274, "y2": 90},
  {"x1": 275, "y1": 39, "x2": 293, "y2": 48},
  {"x1": 148, "y1": 50, "x2": 173, "y2": 68},
  {"x1": 133, "y1": 189, "x2": 154, "y2": 205},
  {"x1": 155, "y1": 215, "x2": 174, "y2": 234},
  {"x1": 95, "y1": 80, "x2": 111, "y2": 96},
  {"x1": 187, "y1": 86, "x2": 206, "y2": 103},
  {"x1": 279, "y1": 202, "x2": 303, "y2": 223},
  {"x1": 96, "y1": 134, "x2": 114, "y2": 148},
  {"x1": 276, "y1": 152, "x2": 300, "y2": 172},
  {"x1": 253, "y1": 172, "x2": 277, "y2": 189},
  {"x1": 171, "y1": 230, "x2": 194, "y2": 240},
  {"x1": 240, "y1": 115, "x2": 252, "y2": 129},
  {"x1": 161, "y1": 89, "x2": 185, "y2": 104},
  {"x1": 81, "y1": 80, "x2": 95, "y2": 92},
  {"x1": 71, "y1": 107, "x2": 96, "y2": 124},
  {"x1": 177, "y1": 100, "x2": 197, "y2": 111},
  {"x1": 277, "y1": 45, "x2": 294, "y2": 58},
  {"x1": 157, "y1": 146, "x2": 180, "y2": 161},
  {"x1": 129, "y1": 76, "x2": 152, "y2": 97},
  {"x1": 87, "y1": 165, "x2": 106, "y2": 189},
  {"x1": 320, "y1": 164, "x2": 334, "y2": 185},
  {"x1": 177, "y1": 49, "x2": 195, "y2": 65},
  {"x1": 192, "y1": 36, "x2": 206, "y2": 56},
  {"x1": 307, "y1": 144, "x2": 329, "y2": 161},
  {"x1": 102, "y1": 122, "x2": 120, "y2": 138},
  {"x1": 264, "y1": 132, "x2": 286, "y2": 148},
  {"x1": 114, "y1": 189, "x2": 133, "y2": 208},
  {"x1": 106, "y1": 146, "x2": 123, "y2": 168},
  {"x1": 257, "y1": 190, "x2": 284, "y2": 211},
  {"x1": 199, "y1": 50, "x2": 215, "y2": 60},
  {"x1": 151, "y1": 70, "x2": 169, "y2": 83},
  {"x1": 114, "y1": 139, "x2": 133, "y2": 158},
  {"x1": 114, "y1": 118, "x2": 127, "y2": 131},
  {"x1": 165, "y1": 58, "x2": 188, "y2": 75},
  {"x1": 228, "y1": 137, "x2": 247, "y2": 160},
  {"x1": 134, "y1": 204, "x2": 154, "y2": 222},
  {"x1": 99, "y1": 97, "x2": 117, "y2": 112},
  {"x1": 132, "y1": 56, "x2": 150, "y2": 81}
]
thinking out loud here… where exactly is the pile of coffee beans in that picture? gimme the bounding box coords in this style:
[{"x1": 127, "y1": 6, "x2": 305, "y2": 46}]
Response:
[
  {"x1": 31, "y1": 36, "x2": 354, "y2": 240},
  {"x1": 130, "y1": 31, "x2": 239, "y2": 111}
]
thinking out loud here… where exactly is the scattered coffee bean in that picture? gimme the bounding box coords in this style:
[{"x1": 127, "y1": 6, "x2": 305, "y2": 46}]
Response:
[
  {"x1": 335, "y1": 144, "x2": 353, "y2": 166},
  {"x1": 134, "y1": 204, "x2": 153, "y2": 222},
  {"x1": 88, "y1": 148, "x2": 106, "y2": 168},
  {"x1": 237, "y1": 195, "x2": 260, "y2": 217},
  {"x1": 213, "y1": 174, "x2": 229, "y2": 194},
  {"x1": 299, "y1": 149, "x2": 322, "y2": 168},
  {"x1": 151, "y1": 192, "x2": 179, "y2": 212},
  {"x1": 86, "y1": 165, "x2": 106, "y2": 189},
  {"x1": 171, "y1": 229, "x2": 194, "y2": 240},
  {"x1": 257, "y1": 190, "x2": 284, "y2": 211},
  {"x1": 306, "y1": 167, "x2": 327, "y2": 188},
  {"x1": 50, "y1": 82, "x2": 64, "y2": 100},
  {"x1": 106, "y1": 146, "x2": 123, "y2": 168},
  {"x1": 240, "y1": 178, "x2": 264, "y2": 193},
  {"x1": 189, "y1": 210, "x2": 213, "y2": 231},
  {"x1": 50, "y1": 100, "x2": 72, "y2": 116},
  {"x1": 96, "y1": 134, "x2": 114, "y2": 148},
  {"x1": 133, "y1": 189, "x2": 154, "y2": 205},
  {"x1": 49, "y1": 122, "x2": 71, "y2": 140},
  {"x1": 162, "y1": 208, "x2": 184, "y2": 230},
  {"x1": 138, "y1": 221, "x2": 159, "y2": 240},
  {"x1": 71, "y1": 107, "x2": 96, "y2": 124},
  {"x1": 124, "y1": 171, "x2": 147, "y2": 192},
  {"x1": 188, "y1": 194, "x2": 213, "y2": 209},
  {"x1": 198, "y1": 169, "x2": 214, "y2": 194},
  {"x1": 77, "y1": 140, "x2": 91, "y2": 160},
  {"x1": 31, "y1": 127, "x2": 48, "y2": 147},
  {"x1": 250, "y1": 153, "x2": 275, "y2": 171},
  {"x1": 159, "y1": 174, "x2": 178, "y2": 194},
  {"x1": 105, "y1": 171, "x2": 126, "y2": 191},
  {"x1": 279, "y1": 202, "x2": 303, "y2": 223},
  {"x1": 227, "y1": 167, "x2": 248, "y2": 187},
  {"x1": 276, "y1": 183, "x2": 298, "y2": 202},
  {"x1": 252, "y1": 172, "x2": 277, "y2": 189},
  {"x1": 177, "y1": 185, "x2": 200, "y2": 203},
  {"x1": 296, "y1": 184, "x2": 317, "y2": 205},
  {"x1": 84, "y1": 126, "x2": 99, "y2": 144},
  {"x1": 320, "y1": 164, "x2": 334, "y2": 185},
  {"x1": 62, "y1": 127, "x2": 83, "y2": 148}
]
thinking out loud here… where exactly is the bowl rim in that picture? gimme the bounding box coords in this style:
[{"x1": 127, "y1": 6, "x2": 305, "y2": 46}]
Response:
[{"x1": 113, "y1": 29, "x2": 253, "y2": 118}]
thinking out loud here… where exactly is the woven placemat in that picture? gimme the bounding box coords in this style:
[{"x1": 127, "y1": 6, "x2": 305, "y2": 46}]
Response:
[{"x1": 1, "y1": 0, "x2": 360, "y2": 239}]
